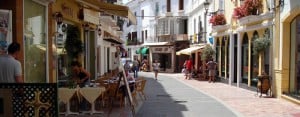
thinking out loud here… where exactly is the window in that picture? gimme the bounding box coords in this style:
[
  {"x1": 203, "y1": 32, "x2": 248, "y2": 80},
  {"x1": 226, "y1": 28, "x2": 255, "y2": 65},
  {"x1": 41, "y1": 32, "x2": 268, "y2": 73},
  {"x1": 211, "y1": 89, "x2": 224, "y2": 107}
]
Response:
[
  {"x1": 289, "y1": 15, "x2": 300, "y2": 97},
  {"x1": 142, "y1": 10, "x2": 144, "y2": 19},
  {"x1": 179, "y1": 0, "x2": 184, "y2": 10},
  {"x1": 145, "y1": 30, "x2": 148, "y2": 40},
  {"x1": 155, "y1": 2, "x2": 159, "y2": 16},
  {"x1": 24, "y1": 0, "x2": 47, "y2": 82},
  {"x1": 142, "y1": 31, "x2": 144, "y2": 43},
  {"x1": 198, "y1": 16, "x2": 202, "y2": 33},
  {"x1": 219, "y1": 0, "x2": 225, "y2": 13},
  {"x1": 167, "y1": 0, "x2": 171, "y2": 12},
  {"x1": 194, "y1": 18, "x2": 196, "y2": 34}
]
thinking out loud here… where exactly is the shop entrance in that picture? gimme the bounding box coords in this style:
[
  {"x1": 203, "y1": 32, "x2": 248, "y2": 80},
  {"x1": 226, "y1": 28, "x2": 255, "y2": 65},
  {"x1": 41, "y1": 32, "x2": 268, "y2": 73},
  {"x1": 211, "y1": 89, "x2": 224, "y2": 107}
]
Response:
[{"x1": 153, "y1": 53, "x2": 172, "y2": 72}]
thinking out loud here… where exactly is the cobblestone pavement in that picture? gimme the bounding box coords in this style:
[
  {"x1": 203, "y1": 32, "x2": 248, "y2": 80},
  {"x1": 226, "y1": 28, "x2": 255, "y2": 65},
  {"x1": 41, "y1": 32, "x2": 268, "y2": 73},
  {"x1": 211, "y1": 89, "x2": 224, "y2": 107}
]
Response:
[{"x1": 154, "y1": 72, "x2": 300, "y2": 117}]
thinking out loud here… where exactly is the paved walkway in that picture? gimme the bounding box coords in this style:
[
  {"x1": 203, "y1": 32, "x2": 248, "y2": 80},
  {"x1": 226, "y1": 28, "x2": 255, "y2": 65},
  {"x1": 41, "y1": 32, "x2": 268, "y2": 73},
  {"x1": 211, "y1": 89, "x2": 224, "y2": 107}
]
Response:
[
  {"x1": 137, "y1": 72, "x2": 237, "y2": 117},
  {"x1": 155, "y1": 73, "x2": 300, "y2": 117}
]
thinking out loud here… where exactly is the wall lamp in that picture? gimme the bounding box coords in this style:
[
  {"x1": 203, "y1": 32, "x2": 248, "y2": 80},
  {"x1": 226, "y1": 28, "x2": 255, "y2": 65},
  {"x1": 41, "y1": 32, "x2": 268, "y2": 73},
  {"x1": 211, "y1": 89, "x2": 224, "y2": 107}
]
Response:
[
  {"x1": 97, "y1": 25, "x2": 102, "y2": 36},
  {"x1": 279, "y1": 0, "x2": 284, "y2": 7},
  {"x1": 203, "y1": 0, "x2": 210, "y2": 15},
  {"x1": 83, "y1": 23, "x2": 89, "y2": 32},
  {"x1": 53, "y1": 12, "x2": 63, "y2": 25},
  {"x1": 203, "y1": 0, "x2": 222, "y2": 16}
]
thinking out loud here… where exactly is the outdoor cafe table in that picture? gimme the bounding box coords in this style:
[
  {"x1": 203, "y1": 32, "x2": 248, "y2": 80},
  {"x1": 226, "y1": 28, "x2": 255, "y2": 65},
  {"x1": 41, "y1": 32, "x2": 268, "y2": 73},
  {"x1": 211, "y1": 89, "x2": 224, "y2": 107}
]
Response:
[
  {"x1": 58, "y1": 87, "x2": 80, "y2": 116},
  {"x1": 58, "y1": 86, "x2": 106, "y2": 115},
  {"x1": 79, "y1": 87, "x2": 106, "y2": 115}
]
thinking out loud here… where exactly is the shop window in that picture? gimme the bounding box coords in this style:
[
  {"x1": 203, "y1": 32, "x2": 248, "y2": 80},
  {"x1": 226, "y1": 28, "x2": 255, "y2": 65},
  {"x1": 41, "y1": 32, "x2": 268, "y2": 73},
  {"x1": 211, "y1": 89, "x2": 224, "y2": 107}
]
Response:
[
  {"x1": 24, "y1": 0, "x2": 47, "y2": 82},
  {"x1": 226, "y1": 36, "x2": 230, "y2": 78},
  {"x1": 289, "y1": 15, "x2": 300, "y2": 98},
  {"x1": 251, "y1": 31, "x2": 259, "y2": 86},
  {"x1": 216, "y1": 38, "x2": 220, "y2": 75},
  {"x1": 241, "y1": 33, "x2": 249, "y2": 83},
  {"x1": 221, "y1": 37, "x2": 226, "y2": 77}
]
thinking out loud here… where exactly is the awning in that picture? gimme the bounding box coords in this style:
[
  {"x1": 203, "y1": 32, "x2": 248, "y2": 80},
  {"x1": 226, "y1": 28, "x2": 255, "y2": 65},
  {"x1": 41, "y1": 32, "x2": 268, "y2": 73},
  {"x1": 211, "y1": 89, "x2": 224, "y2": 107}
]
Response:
[
  {"x1": 142, "y1": 42, "x2": 170, "y2": 46},
  {"x1": 141, "y1": 47, "x2": 149, "y2": 55},
  {"x1": 136, "y1": 47, "x2": 149, "y2": 55},
  {"x1": 176, "y1": 46, "x2": 205, "y2": 55},
  {"x1": 103, "y1": 37, "x2": 124, "y2": 44},
  {"x1": 77, "y1": 0, "x2": 137, "y2": 24}
]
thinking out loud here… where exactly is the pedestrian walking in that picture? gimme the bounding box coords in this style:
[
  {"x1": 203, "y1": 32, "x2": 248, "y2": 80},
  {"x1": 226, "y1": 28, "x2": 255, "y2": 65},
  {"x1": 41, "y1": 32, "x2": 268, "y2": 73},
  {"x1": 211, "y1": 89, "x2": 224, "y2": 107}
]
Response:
[
  {"x1": 206, "y1": 59, "x2": 217, "y2": 83},
  {"x1": 124, "y1": 61, "x2": 131, "y2": 75},
  {"x1": 152, "y1": 59, "x2": 160, "y2": 80},
  {"x1": 132, "y1": 57, "x2": 139, "y2": 78},
  {"x1": 0, "y1": 42, "x2": 23, "y2": 83},
  {"x1": 185, "y1": 56, "x2": 193, "y2": 80}
]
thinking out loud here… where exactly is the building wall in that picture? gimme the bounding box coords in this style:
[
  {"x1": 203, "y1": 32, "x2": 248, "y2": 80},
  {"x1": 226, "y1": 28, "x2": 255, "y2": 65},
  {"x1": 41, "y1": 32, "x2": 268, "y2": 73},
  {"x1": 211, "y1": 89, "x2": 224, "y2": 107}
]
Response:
[{"x1": 276, "y1": 0, "x2": 300, "y2": 98}]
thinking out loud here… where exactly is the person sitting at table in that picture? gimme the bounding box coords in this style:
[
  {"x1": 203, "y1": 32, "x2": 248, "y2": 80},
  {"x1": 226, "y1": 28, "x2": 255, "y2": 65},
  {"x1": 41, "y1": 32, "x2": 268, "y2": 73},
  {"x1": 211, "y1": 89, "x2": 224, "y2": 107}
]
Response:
[
  {"x1": 119, "y1": 72, "x2": 135, "y2": 97},
  {"x1": 70, "y1": 61, "x2": 91, "y2": 112},
  {"x1": 70, "y1": 61, "x2": 91, "y2": 87}
]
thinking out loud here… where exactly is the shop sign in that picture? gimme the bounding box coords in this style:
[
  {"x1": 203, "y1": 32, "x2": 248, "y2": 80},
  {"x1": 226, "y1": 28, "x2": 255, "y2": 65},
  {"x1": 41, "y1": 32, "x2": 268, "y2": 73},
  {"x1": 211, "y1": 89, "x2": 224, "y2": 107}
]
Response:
[
  {"x1": 61, "y1": 3, "x2": 75, "y2": 18},
  {"x1": 152, "y1": 47, "x2": 170, "y2": 53},
  {"x1": 83, "y1": 8, "x2": 100, "y2": 25}
]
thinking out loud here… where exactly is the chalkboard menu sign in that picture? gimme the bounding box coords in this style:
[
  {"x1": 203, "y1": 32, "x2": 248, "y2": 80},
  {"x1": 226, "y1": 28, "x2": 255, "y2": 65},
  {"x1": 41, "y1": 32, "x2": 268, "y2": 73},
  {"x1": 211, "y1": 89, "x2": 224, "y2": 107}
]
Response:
[{"x1": 0, "y1": 98, "x2": 3, "y2": 114}]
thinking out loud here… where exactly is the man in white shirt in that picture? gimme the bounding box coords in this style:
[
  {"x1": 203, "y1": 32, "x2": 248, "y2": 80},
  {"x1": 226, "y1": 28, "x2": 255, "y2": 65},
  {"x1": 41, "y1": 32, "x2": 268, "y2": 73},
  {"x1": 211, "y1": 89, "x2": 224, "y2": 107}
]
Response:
[{"x1": 0, "y1": 42, "x2": 23, "y2": 83}]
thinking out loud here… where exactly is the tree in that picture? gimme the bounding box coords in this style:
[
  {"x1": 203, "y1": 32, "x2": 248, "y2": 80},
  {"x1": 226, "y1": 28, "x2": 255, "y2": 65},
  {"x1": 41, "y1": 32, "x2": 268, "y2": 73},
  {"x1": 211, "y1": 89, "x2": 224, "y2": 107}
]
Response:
[{"x1": 201, "y1": 45, "x2": 216, "y2": 61}]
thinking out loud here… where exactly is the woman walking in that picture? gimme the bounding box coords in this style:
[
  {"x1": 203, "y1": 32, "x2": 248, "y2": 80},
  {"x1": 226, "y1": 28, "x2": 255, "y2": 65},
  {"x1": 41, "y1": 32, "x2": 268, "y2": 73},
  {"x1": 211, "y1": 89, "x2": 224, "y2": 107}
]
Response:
[{"x1": 152, "y1": 59, "x2": 160, "y2": 80}]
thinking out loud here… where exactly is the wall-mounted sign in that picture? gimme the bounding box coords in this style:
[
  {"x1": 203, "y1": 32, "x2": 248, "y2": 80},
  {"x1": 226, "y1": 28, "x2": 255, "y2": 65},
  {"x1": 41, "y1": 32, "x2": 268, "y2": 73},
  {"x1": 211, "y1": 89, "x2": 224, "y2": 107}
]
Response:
[
  {"x1": 83, "y1": 8, "x2": 100, "y2": 25},
  {"x1": 151, "y1": 46, "x2": 172, "y2": 53}
]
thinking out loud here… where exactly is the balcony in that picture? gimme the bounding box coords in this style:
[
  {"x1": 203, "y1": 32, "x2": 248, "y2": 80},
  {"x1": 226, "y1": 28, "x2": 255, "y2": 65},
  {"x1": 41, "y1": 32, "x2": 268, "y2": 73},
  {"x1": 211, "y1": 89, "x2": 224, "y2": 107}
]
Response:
[
  {"x1": 211, "y1": 24, "x2": 231, "y2": 33},
  {"x1": 238, "y1": 12, "x2": 273, "y2": 26}
]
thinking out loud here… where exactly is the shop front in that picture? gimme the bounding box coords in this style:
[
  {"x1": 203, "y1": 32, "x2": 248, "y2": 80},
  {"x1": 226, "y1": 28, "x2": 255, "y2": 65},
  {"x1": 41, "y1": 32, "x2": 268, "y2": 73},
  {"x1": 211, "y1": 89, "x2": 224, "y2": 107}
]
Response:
[
  {"x1": 149, "y1": 45, "x2": 175, "y2": 73},
  {"x1": 51, "y1": 0, "x2": 85, "y2": 83},
  {"x1": 278, "y1": 5, "x2": 300, "y2": 101}
]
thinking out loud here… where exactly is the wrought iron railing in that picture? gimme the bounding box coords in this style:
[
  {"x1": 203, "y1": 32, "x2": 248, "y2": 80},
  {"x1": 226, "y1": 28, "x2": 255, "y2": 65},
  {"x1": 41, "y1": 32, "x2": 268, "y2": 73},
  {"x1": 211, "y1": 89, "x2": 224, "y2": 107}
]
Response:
[{"x1": 0, "y1": 83, "x2": 58, "y2": 117}]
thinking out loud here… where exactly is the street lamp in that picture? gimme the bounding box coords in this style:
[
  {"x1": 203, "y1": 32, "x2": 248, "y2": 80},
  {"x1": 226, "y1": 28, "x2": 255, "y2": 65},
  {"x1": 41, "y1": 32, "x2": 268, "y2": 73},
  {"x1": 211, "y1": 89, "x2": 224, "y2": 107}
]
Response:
[{"x1": 202, "y1": 0, "x2": 210, "y2": 43}]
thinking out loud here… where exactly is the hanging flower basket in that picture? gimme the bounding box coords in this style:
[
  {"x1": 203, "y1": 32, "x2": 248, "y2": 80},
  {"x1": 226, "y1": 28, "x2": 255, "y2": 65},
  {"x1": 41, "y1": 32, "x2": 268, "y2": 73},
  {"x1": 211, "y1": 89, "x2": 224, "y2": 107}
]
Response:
[{"x1": 209, "y1": 14, "x2": 226, "y2": 26}]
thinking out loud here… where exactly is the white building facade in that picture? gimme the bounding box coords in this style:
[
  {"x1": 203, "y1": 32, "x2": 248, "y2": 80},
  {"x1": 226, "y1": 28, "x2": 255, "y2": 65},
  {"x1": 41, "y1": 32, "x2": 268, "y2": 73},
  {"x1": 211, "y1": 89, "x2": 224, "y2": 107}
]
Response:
[{"x1": 123, "y1": 0, "x2": 191, "y2": 72}]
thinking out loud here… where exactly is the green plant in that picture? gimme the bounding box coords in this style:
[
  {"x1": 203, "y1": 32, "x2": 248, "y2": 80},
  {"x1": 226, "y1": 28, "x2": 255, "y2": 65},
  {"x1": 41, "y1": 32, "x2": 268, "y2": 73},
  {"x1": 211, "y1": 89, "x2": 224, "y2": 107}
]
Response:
[
  {"x1": 64, "y1": 25, "x2": 83, "y2": 59},
  {"x1": 252, "y1": 37, "x2": 271, "y2": 55},
  {"x1": 201, "y1": 45, "x2": 216, "y2": 61}
]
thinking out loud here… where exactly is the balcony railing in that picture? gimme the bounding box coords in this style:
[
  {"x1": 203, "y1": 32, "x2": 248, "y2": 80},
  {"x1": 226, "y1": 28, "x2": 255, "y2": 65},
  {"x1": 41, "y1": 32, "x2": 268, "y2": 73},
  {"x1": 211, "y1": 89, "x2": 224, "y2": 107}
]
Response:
[{"x1": 189, "y1": 33, "x2": 206, "y2": 44}]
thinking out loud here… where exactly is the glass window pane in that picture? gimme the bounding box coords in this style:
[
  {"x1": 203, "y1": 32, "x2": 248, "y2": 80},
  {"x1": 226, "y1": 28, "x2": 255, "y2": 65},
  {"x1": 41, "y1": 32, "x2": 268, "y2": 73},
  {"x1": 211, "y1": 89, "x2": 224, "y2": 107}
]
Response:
[{"x1": 24, "y1": 0, "x2": 47, "y2": 82}]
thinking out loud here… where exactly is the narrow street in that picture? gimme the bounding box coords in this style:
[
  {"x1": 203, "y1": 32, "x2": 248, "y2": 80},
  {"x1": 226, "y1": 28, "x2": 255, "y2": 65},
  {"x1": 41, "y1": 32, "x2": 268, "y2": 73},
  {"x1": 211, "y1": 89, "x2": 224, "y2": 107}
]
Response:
[
  {"x1": 133, "y1": 72, "x2": 300, "y2": 117},
  {"x1": 136, "y1": 72, "x2": 238, "y2": 117}
]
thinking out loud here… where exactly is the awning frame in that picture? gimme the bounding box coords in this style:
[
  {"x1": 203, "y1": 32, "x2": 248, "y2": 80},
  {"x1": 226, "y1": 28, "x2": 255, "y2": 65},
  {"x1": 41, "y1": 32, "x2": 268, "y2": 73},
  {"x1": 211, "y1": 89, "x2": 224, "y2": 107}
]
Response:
[{"x1": 76, "y1": 0, "x2": 137, "y2": 24}]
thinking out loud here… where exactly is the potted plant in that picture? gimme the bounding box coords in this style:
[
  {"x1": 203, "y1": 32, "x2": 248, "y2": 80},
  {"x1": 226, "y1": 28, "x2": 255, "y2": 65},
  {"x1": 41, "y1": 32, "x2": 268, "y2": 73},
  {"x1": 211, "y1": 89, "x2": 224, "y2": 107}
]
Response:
[
  {"x1": 201, "y1": 45, "x2": 216, "y2": 61},
  {"x1": 64, "y1": 25, "x2": 83, "y2": 60},
  {"x1": 209, "y1": 13, "x2": 226, "y2": 26},
  {"x1": 252, "y1": 37, "x2": 271, "y2": 55}
]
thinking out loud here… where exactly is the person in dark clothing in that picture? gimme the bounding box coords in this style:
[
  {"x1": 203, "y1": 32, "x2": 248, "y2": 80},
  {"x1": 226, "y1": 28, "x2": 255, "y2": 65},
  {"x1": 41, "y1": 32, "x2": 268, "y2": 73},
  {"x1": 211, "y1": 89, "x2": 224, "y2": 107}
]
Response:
[
  {"x1": 71, "y1": 61, "x2": 90, "y2": 87},
  {"x1": 70, "y1": 61, "x2": 91, "y2": 112}
]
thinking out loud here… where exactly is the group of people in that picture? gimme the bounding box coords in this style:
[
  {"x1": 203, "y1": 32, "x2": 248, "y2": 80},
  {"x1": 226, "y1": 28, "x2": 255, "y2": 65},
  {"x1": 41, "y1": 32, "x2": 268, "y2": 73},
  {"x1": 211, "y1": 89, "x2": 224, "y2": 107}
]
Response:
[
  {"x1": 183, "y1": 56, "x2": 217, "y2": 83},
  {"x1": 124, "y1": 57, "x2": 160, "y2": 80}
]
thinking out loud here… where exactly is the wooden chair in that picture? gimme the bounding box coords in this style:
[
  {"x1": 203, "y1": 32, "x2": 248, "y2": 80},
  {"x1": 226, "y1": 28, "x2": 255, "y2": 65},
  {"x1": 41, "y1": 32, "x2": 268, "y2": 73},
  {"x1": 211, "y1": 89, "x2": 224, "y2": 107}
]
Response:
[{"x1": 135, "y1": 79, "x2": 147, "y2": 100}]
